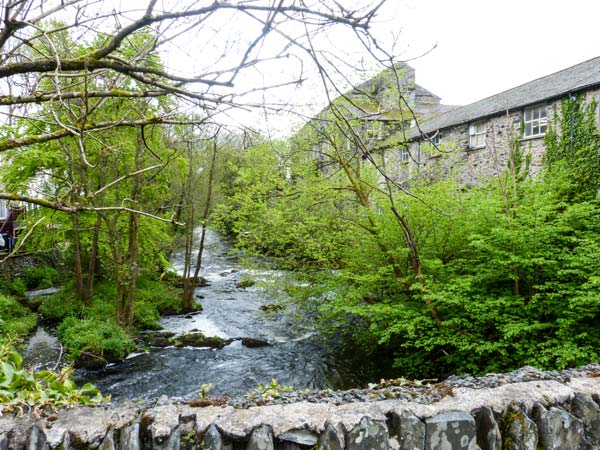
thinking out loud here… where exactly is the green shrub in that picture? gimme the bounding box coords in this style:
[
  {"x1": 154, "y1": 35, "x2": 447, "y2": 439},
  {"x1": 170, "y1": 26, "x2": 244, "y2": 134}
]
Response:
[
  {"x1": 38, "y1": 290, "x2": 82, "y2": 322},
  {"x1": 56, "y1": 317, "x2": 135, "y2": 362},
  {"x1": 0, "y1": 276, "x2": 27, "y2": 299},
  {"x1": 0, "y1": 294, "x2": 37, "y2": 338},
  {"x1": 0, "y1": 339, "x2": 105, "y2": 414},
  {"x1": 22, "y1": 266, "x2": 60, "y2": 290},
  {"x1": 134, "y1": 301, "x2": 161, "y2": 330}
]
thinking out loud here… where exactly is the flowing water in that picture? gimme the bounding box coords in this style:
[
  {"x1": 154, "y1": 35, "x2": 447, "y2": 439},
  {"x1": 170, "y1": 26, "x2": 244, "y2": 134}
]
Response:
[{"x1": 24, "y1": 230, "x2": 389, "y2": 402}]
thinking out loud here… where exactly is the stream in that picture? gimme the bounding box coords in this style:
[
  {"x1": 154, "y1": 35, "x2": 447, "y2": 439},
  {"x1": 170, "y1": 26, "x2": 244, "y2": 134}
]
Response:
[{"x1": 23, "y1": 230, "x2": 389, "y2": 402}]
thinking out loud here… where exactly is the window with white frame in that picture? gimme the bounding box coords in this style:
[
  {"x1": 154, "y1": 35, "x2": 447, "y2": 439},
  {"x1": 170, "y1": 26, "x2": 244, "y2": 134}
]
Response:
[
  {"x1": 430, "y1": 131, "x2": 442, "y2": 146},
  {"x1": 399, "y1": 146, "x2": 410, "y2": 163},
  {"x1": 364, "y1": 121, "x2": 381, "y2": 142},
  {"x1": 469, "y1": 121, "x2": 486, "y2": 148},
  {"x1": 523, "y1": 104, "x2": 548, "y2": 137}
]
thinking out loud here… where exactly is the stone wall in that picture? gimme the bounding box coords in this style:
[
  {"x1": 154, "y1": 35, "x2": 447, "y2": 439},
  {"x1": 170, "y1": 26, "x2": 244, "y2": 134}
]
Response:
[
  {"x1": 0, "y1": 254, "x2": 39, "y2": 278},
  {"x1": 1, "y1": 367, "x2": 599, "y2": 450},
  {"x1": 404, "y1": 88, "x2": 600, "y2": 186}
]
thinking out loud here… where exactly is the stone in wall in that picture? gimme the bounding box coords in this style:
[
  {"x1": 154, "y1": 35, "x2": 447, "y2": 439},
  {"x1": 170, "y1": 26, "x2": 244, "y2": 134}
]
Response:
[
  {"x1": 569, "y1": 393, "x2": 600, "y2": 447},
  {"x1": 346, "y1": 416, "x2": 389, "y2": 450},
  {"x1": 532, "y1": 403, "x2": 584, "y2": 450},
  {"x1": 501, "y1": 404, "x2": 537, "y2": 450},
  {"x1": 319, "y1": 422, "x2": 345, "y2": 450},
  {"x1": 390, "y1": 412, "x2": 425, "y2": 450},
  {"x1": 248, "y1": 424, "x2": 274, "y2": 450},
  {"x1": 473, "y1": 407, "x2": 501, "y2": 450},
  {"x1": 424, "y1": 411, "x2": 477, "y2": 450}
]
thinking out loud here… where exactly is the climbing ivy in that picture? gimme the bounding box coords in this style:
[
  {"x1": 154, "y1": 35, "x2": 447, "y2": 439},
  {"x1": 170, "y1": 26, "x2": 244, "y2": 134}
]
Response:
[{"x1": 544, "y1": 94, "x2": 600, "y2": 200}]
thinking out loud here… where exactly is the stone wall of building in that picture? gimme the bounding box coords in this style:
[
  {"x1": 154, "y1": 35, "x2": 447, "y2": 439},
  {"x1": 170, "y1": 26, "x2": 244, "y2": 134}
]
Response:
[
  {"x1": 404, "y1": 87, "x2": 600, "y2": 186},
  {"x1": 1, "y1": 366, "x2": 599, "y2": 450}
]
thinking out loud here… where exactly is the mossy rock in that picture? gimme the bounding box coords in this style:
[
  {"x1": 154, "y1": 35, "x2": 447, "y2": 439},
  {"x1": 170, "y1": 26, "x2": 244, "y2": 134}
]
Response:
[
  {"x1": 259, "y1": 303, "x2": 284, "y2": 313},
  {"x1": 141, "y1": 331, "x2": 176, "y2": 347},
  {"x1": 240, "y1": 337, "x2": 271, "y2": 348},
  {"x1": 175, "y1": 333, "x2": 231, "y2": 349},
  {"x1": 73, "y1": 352, "x2": 108, "y2": 370}
]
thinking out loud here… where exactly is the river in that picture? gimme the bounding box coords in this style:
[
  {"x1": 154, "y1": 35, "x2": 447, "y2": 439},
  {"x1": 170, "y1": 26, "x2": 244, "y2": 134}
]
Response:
[{"x1": 24, "y1": 230, "x2": 389, "y2": 402}]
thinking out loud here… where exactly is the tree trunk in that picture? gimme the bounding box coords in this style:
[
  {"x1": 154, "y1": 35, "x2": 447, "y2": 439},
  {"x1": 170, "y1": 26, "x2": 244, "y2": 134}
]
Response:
[
  {"x1": 84, "y1": 213, "x2": 102, "y2": 304},
  {"x1": 71, "y1": 212, "x2": 90, "y2": 305}
]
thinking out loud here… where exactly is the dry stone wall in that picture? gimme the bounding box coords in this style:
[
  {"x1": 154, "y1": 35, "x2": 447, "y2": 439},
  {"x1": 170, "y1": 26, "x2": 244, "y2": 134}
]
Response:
[{"x1": 1, "y1": 367, "x2": 600, "y2": 450}]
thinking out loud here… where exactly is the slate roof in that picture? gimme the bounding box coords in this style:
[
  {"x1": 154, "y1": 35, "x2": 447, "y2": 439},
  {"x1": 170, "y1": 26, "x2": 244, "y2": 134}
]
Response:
[{"x1": 408, "y1": 56, "x2": 600, "y2": 138}]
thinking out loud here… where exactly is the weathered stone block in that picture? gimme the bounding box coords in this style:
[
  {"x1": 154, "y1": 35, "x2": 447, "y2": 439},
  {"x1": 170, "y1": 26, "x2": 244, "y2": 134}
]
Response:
[
  {"x1": 99, "y1": 430, "x2": 116, "y2": 450},
  {"x1": 120, "y1": 423, "x2": 141, "y2": 450},
  {"x1": 279, "y1": 429, "x2": 318, "y2": 447},
  {"x1": 473, "y1": 407, "x2": 501, "y2": 450},
  {"x1": 390, "y1": 412, "x2": 425, "y2": 450},
  {"x1": 424, "y1": 411, "x2": 477, "y2": 450},
  {"x1": 203, "y1": 424, "x2": 224, "y2": 450},
  {"x1": 346, "y1": 416, "x2": 389, "y2": 450},
  {"x1": 532, "y1": 404, "x2": 583, "y2": 450},
  {"x1": 570, "y1": 394, "x2": 600, "y2": 446},
  {"x1": 502, "y1": 405, "x2": 537, "y2": 450},
  {"x1": 26, "y1": 426, "x2": 48, "y2": 450},
  {"x1": 319, "y1": 423, "x2": 344, "y2": 450},
  {"x1": 248, "y1": 424, "x2": 274, "y2": 450}
]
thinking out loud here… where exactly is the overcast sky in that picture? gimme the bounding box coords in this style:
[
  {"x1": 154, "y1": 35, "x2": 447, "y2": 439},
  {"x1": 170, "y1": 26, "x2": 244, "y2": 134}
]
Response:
[{"x1": 380, "y1": 0, "x2": 600, "y2": 107}]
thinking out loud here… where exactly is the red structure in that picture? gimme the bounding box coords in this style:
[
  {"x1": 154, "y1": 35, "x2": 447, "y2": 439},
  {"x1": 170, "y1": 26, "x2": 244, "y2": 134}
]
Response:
[{"x1": 0, "y1": 206, "x2": 24, "y2": 252}]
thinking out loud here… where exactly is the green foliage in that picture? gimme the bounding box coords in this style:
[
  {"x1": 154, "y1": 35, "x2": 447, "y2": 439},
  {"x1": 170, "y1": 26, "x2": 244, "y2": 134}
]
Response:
[
  {"x1": 246, "y1": 379, "x2": 293, "y2": 402},
  {"x1": 22, "y1": 266, "x2": 61, "y2": 290},
  {"x1": 0, "y1": 339, "x2": 105, "y2": 414},
  {"x1": 56, "y1": 317, "x2": 135, "y2": 363},
  {"x1": 544, "y1": 94, "x2": 600, "y2": 200},
  {"x1": 40, "y1": 276, "x2": 181, "y2": 361},
  {"x1": 212, "y1": 140, "x2": 350, "y2": 270},
  {"x1": 0, "y1": 294, "x2": 37, "y2": 338},
  {"x1": 38, "y1": 287, "x2": 82, "y2": 322},
  {"x1": 0, "y1": 276, "x2": 27, "y2": 300},
  {"x1": 198, "y1": 383, "x2": 213, "y2": 399}
]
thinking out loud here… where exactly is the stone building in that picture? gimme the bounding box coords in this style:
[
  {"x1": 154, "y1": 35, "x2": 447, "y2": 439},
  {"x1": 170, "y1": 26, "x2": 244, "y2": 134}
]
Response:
[
  {"x1": 401, "y1": 56, "x2": 600, "y2": 185},
  {"x1": 299, "y1": 63, "x2": 455, "y2": 171}
]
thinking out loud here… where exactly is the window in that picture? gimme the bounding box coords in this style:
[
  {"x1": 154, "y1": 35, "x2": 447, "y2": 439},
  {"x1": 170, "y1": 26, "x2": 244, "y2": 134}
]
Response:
[
  {"x1": 399, "y1": 146, "x2": 410, "y2": 163},
  {"x1": 364, "y1": 121, "x2": 381, "y2": 142},
  {"x1": 523, "y1": 105, "x2": 547, "y2": 137},
  {"x1": 469, "y1": 121, "x2": 486, "y2": 148},
  {"x1": 429, "y1": 131, "x2": 442, "y2": 146},
  {"x1": 0, "y1": 200, "x2": 6, "y2": 220}
]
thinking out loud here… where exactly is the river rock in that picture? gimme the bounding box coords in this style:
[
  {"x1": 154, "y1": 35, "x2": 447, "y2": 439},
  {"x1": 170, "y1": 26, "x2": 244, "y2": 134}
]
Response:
[
  {"x1": 390, "y1": 412, "x2": 425, "y2": 450},
  {"x1": 532, "y1": 404, "x2": 583, "y2": 450},
  {"x1": 570, "y1": 394, "x2": 600, "y2": 446},
  {"x1": 424, "y1": 411, "x2": 477, "y2": 450},
  {"x1": 473, "y1": 407, "x2": 501, "y2": 450},
  {"x1": 346, "y1": 416, "x2": 388, "y2": 450},
  {"x1": 241, "y1": 338, "x2": 271, "y2": 348},
  {"x1": 502, "y1": 405, "x2": 537, "y2": 450},
  {"x1": 141, "y1": 331, "x2": 176, "y2": 347},
  {"x1": 248, "y1": 424, "x2": 274, "y2": 450},
  {"x1": 175, "y1": 333, "x2": 231, "y2": 349}
]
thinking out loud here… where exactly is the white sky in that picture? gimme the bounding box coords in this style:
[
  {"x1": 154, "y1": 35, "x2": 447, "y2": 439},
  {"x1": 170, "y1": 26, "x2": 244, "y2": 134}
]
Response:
[{"x1": 380, "y1": 0, "x2": 600, "y2": 107}]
